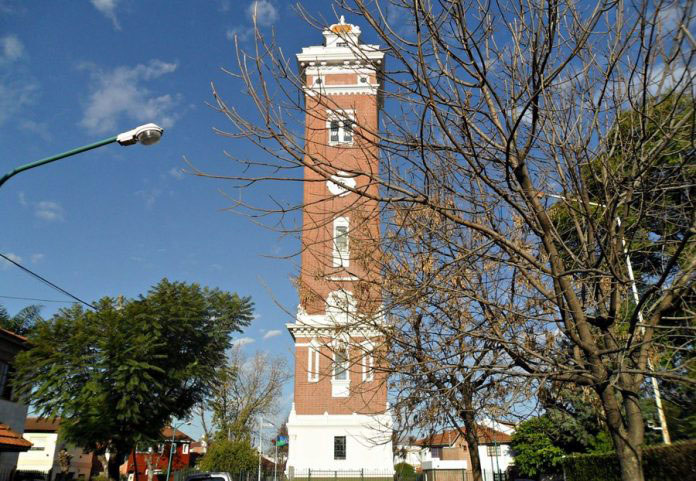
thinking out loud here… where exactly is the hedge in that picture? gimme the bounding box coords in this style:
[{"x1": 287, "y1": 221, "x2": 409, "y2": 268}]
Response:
[{"x1": 560, "y1": 440, "x2": 696, "y2": 481}]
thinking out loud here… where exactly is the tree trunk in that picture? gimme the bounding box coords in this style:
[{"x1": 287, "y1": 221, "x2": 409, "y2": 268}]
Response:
[
  {"x1": 459, "y1": 388, "x2": 483, "y2": 481},
  {"x1": 599, "y1": 385, "x2": 645, "y2": 481},
  {"x1": 107, "y1": 451, "x2": 122, "y2": 481}
]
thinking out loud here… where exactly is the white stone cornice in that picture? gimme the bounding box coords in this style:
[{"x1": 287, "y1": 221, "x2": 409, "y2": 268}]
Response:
[{"x1": 303, "y1": 84, "x2": 380, "y2": 97}]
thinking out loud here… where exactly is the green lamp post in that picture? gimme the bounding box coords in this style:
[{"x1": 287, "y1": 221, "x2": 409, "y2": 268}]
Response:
[{"x1": 0, "y1": 123, "x2": 164, "y2": 189}]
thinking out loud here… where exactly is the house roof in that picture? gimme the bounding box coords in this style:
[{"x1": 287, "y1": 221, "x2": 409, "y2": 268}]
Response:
[
  {"x1": 0, "y1": 328, "x2": 28, "y2": 344},
  {"x1": 161, "y1": 426, "x2": 193, "y2": 442},
  {"x1": 25, "y1": 417, "x2": 61, "y2": 432},
  {"x1": 417, "y1": 425, "x2": 511, "y2": 446},
  {"x1": 0, "y1": 424, "x2": 32, "y2": 452}
]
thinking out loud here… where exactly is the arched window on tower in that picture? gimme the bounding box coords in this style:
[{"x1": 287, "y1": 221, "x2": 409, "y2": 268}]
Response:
[
  {"x1": 333, "y1": 217, "x2": 350, "y2": 267},
  {"x1": 307, "y1": 340, "x2": 320, "y2": 383}
]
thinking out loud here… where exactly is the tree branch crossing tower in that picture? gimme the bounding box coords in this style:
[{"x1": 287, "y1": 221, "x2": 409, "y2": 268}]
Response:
[{"x1": 286, "y1": 17, "x2": 393, "y2": 477}]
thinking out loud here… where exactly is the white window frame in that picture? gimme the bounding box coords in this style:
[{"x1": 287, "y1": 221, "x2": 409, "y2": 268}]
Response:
[
  {"x1": 333, "y1": 347, "x2": 349, "y2": 381},
  {"x1": 331, "y1": 342, "x2": 350, "y2": 397},
  {"x1": 333, "y1": 216, "x2": 350, "y2": 267},
  {"x1": 307, "y1": 340, "x2": 320, "y2": 382},
  {"x1": 327, "y1": 110, "x2": 355, "y2": 145}
]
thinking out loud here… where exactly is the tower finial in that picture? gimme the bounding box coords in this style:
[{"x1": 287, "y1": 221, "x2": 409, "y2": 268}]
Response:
[{"x1": 340, "y1": 15, "x2": 345, "y2": 24}]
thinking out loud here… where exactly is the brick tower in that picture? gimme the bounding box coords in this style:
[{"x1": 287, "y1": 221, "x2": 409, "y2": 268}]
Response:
[{"x1": 285, "y1": 17, "x2": 393, "y2": 477}]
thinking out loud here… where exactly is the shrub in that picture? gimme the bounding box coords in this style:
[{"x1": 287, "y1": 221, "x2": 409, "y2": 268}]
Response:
[
  {"x1": 561, "y1": 440, "x2": 696, "y2": 481},
  {"x1": 394, "y1": 463, "x2": 416, "y2": 481},
  {"x1": 197, "y1": 439, "x2": 258, "y2": 473}
]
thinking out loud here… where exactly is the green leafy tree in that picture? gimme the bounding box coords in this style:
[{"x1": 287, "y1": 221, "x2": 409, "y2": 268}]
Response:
[
  {"x1": 0, "y1": 304, "x2": 43, "y2": 335},
  {"x1": 511, "y1": 417, "x2": 566, "y2": 478},
  {"x1": 14, "y1": 279, "x2": 253, "y2": 481},
  {"x1": 197, "y1": 439, "x2": 258, "y2": 473}
]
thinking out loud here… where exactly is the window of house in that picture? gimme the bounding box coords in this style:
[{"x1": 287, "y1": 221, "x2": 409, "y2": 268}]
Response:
[
  {"x1": 430, "y1": 447, "x2": 443, "y2": 459},
  {"x1": 359, "y1": 75, "x2": 369, "y2": 84},
  {"x1": 486, "y1": 445, "x2": 501, "y2": 456},
  {"x1": 327, "y1": 111, "x2": 355, "y2": 145},
  {"x1": 307, "y1": 343, "x2": 320, "y2": 382},
  {"x1": 333, "y1": 217, "x2": 350, "y2": 267},
  {"x1": 182, "y1": 443, "x2": 189, "y2": 454},
  {"x1": 333, "y1": 348, "x2": 349, "y2": 381},
  {"x1": 334, "y1": 436, "x2": 346, "y2": 460}
]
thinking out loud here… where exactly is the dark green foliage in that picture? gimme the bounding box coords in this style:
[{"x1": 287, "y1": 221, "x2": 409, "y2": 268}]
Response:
[
  {"x1": 561, "y1": 440, "x2": 696, "y2": 481},
  {"x1": 13, "y1": 279, "x2": 253, "y2": 478},
  {"x1": 196, "y1": 439, "x2": 258, "y2": 473},
  {"x1": 0, "y1": 304, "x2": 43, "y2": 335}
]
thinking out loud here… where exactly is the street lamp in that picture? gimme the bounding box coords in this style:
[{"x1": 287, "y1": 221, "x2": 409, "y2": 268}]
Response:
[
  {"x1": 165, "y1": 420, "x2": 191, "y2": 481},
  {"x1": 0, "y1": 123, "x2": 164, "y2": 189}
]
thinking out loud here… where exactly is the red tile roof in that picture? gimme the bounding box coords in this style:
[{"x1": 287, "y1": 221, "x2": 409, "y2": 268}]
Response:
[
  {"x1": 417, "y1": 425, "x2": 511, "y2": 446},
  {"x1": 0, "y1": 424, "x2": 32, "y2": 451},
  {"x1": 161, "y1": 426, "x2": 193, "y2": 441}
]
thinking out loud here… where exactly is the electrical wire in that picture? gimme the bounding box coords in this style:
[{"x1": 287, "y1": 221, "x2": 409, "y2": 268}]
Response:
[
  {"x1": 0, "y1": 295, "x2": 75, "y2": 304},
  {"x1": 0, "y1": 253, "x2": 96, "y2": 310}
]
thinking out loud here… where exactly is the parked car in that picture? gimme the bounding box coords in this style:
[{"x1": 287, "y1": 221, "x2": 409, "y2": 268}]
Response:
[{"x1": 184, "y1": 473, "x2": 234, "y2": 481}]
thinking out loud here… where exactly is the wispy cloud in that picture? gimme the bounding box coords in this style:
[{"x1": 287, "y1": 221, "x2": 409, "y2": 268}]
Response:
[
  {"x1": 31, "y1": 253, "x2": 44, "y2": 264},
  {"x1": 168, "y1": 167, "x2": 184, "y2": 180},
  {"x1": 247, "y1": 0, "x2": 278, "y2": 26},
  {"x1": 263, "y1": 329, "x2": 282, "y2": 340},
  {"x1": 1, "y1": 252, "x2": 21, "y2": 270},
  {"x1": 19, "y1": 120, "x2": 52, "y2": 141},
  {"x1": 90, "y1": 0, "x2": 121, "y2": 30},
  {"x1": 0, "y1": 34, "x2": 24, "y2": 62},
  {"x1": 80, "y1": 60, "x2": 180, "y2": 134},
  {"x1": 34, "y1": 201, "x2": 65, "y2": 222},
  {"x1": 232, "y1": 337, "x2": 255, "y2": 347},
  {"x1": 227, "y1": 0, "x2": 278, "y2": 43},
  {"x1": 134, "y1": 187, "x2": 163, "y2": 210},
  {"x1": 0, "y1": 34, "x2": 39, "y2": 127}
]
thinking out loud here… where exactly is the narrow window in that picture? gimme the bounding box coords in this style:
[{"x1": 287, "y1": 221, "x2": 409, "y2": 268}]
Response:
[
  {"x1": 333, "y1": 348, "x2": 349, "y2": 381},
  {"x1": 334, "y1": 436, "x2": 346, "y2": 460},
  {"x1": 343, "y1": 120, "x2": 353, "y2": 142},
  {"x1": 308, "y1": 344, "x2": 320, "y2": 382},
  {"x1": 330, "y1": 120, "x2": 340, "y2": 142},
  {"x1": 333, "y1": 217, "x2": 350, "y2": 267},
  {"x1": 362, "y1": 351, "x2": 374, "y2": 382}
]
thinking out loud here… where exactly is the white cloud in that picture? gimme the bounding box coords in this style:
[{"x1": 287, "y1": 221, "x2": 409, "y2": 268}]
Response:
[
  {"x1": 34, "y1": 200, "x2": 65, "y2": 221},
  {"x1": 18, "y1": 192, "x2": 27, "y2": 207},
  {"x1": 80, "y1": 60, "x2": 180, "y2": 134},
  {"x1": 0, "y1": 75, "x2": 38, "y2": 126},
  {"x1": 247, "y1": 1, "x2": 278, "y2": 27},
  {"x1": 263, "y1": 329, "x2": 282, "y2": 340},
  {"x1": 1, "y1": 252, "x2": 21, "y2": 270},
  {"x1": 31, "y1": 253, "x2": 44, "y2": 264},
  {"x1": 232, "y1": 337, "x2": 255, "y2": 347},
  {"x1": 90, "y1": 0, "x2": 121, "y2": 30},
  {"x1": 168, "y1": 167, "x2": 184, "y2": 180},
  {"x1": 0, "y1": 35, "x2": 23, "y2": 62}
]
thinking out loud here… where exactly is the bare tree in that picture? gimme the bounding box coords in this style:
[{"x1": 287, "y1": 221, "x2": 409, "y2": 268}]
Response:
[
  {"x1": 196, "y1": 1, "x2": 696, "y2": 480},
  {"x1": 208, "y1": 347, "x2": 289, "y2": 441}
]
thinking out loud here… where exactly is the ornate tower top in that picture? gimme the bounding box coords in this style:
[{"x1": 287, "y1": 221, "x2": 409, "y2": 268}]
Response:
[{"x1": 296, "y1": 17, "x2": 384, "y2": 67}]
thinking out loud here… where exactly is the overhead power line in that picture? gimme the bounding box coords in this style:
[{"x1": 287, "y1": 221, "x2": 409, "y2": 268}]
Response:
[
  {"x1": 0, "y1": 295, "x2": 75, "y2": 304},
  {"x1": 0, "y1": 253, "x2": 96, "y2": 310}
]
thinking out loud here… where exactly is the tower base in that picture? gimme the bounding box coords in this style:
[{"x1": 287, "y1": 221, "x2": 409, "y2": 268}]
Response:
[{"x1": 286, "y1": 405, "x2": 394, "y2": 478}]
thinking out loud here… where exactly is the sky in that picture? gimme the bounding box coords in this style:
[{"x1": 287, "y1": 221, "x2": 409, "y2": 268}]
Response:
[{"x1": 0, "y1": 0, "x2": 361, "y2": 442}]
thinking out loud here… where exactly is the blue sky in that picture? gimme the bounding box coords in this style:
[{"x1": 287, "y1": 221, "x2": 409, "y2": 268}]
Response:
[{"x1": 0, "y1": 0, "x2": 356, "y2": 440}]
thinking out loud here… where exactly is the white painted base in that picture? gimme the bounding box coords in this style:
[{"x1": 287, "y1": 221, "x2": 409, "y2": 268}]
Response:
[{"x1": 286, "y1": 405, "x2": 394, "y2": 477}]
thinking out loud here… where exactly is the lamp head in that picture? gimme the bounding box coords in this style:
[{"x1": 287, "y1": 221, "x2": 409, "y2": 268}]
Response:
[{"x1": 116, "y1": 123, "x2": 164, "y2": 146}]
